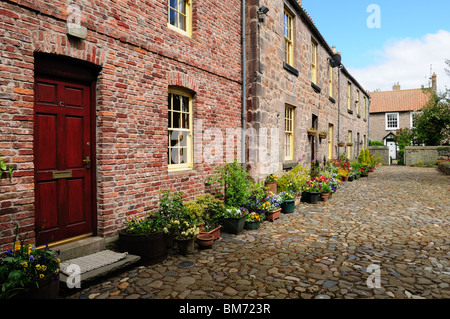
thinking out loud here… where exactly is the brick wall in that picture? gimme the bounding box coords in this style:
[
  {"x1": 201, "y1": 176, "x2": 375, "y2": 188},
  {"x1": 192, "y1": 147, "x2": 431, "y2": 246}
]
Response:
[
  {"x1": 0, "y1": 0, "x2": 242, "y2": 248},
  {"x1": 245, "y1": 0, "x2": 369, "y2": 180}
]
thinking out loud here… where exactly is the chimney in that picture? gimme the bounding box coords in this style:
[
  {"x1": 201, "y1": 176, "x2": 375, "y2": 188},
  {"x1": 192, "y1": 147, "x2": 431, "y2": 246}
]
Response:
[
  {"x1": 393, "y1": 82, "x2": 401, "y2": 91},
  {"x1": 432, "y1": 73, "x2": 437, "y2": 91}
]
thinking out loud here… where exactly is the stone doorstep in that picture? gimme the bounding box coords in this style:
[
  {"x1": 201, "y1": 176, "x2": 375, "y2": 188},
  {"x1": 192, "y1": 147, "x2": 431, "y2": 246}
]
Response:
[{"x1": 54, "y1": 236, "x2": 141, "y2": 294}]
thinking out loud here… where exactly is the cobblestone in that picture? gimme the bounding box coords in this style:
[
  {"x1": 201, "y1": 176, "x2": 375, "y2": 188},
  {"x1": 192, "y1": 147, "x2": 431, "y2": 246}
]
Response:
[{"x1": 65, "y1": 166, "x2": 449, "y2": 299}]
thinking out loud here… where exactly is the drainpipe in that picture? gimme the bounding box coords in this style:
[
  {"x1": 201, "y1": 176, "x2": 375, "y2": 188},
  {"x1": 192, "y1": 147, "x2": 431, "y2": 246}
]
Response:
[
  {"x1": 241, "y1": 0, "x2": 246, "y2": 167},
  {"x1": 337, "y1": 65, "x2": 342, "y2": 158}
]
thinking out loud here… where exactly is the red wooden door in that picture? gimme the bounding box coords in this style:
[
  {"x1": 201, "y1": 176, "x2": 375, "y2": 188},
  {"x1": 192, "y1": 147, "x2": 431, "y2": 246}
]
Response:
[{"x1": 34, "y1": 76, "x2": 93, "y2": 245}]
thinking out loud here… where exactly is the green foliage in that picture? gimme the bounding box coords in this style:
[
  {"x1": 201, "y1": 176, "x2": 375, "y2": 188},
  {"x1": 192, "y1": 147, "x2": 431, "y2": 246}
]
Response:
[
  {"x1": 0, "y1": 158, "x2": 14, "y2": 179},
  {"x1": 394, "y1": 128, "x2": 414, "y2": 165},
  {"x1": 123, "y1": 214, "x2": 166, "y2": 234},
  {"x1": 413, "y1": 89, "x2": 450, "y2": 146},
  {"x1": 206, "y1": 161, "x2": 253, "y2": 208},
  {"x1": 277, "y1": 165, "x2": 310, "y2": 195},
  {"x1": 369, "y1": 140, "x2": 385, "y2": 147},
  {"x1": 158, "y1": 190, "x2": 186, "y2": 220}
]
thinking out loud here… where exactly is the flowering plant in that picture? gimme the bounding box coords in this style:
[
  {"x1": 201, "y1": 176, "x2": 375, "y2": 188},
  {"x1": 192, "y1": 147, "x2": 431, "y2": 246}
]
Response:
[
  {"x1": 265, "y1": 174, "x2": 278, "y2": 183},
  {"x1": 164, "y1": 219, "x2": 199, "y2": 240},
  {"x1": 0, "y1": 226, "x2": 60, "y2": 299},
  {"x1": 245, "y1": 212, "x2": 261, "y2": 223},
  {"x1": 302, "y1": 179, "x2": 321, "y2": 193},
  {"x1": 222, "y1": 207, "x2": 246, "y2": 219},
  {"x1": 122, "y1": 213, "x2": 165, "y2": 235},
  {"x1": 279, "y1": 191, "x2": 296, "y2": 201},
  {"x1": 264, "y1": 194, "x2": 283, "y2": 212}
]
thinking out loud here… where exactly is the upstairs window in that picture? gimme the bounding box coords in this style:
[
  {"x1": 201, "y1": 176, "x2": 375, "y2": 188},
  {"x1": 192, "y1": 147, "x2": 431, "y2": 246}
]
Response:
[
  {"x1": 284, "y1": 105, "x2": 294, "y2": 160},
  {"x1": 311, "y1": 41, "x2": 318, "y2": 84},
  {"x1": 385, "y1": 113, "x2": 399, "y2": 130},
  {"x1": 356, "y1": 90, "x2": 360, "y2": 116},
  {"x1": 284, "y1": 10, "x2": 294, "y2": 66},
  {"x1": 168, "y1": 0, "x2": 191, "y2": 36},
  {"x1": 347, "y1": 82, "x2": 352, "y2": 111},
  {"x1": 363, "y1": 96, "x2": 367, "y2": 119},
  {"x1": 328, "y1": 65, "x2": 333, "y2": 98}
]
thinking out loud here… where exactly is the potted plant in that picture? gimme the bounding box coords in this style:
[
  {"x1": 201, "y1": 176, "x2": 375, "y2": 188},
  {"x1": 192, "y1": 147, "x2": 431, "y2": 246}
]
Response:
[
  {"x1": 157, "y1": 190, "x2": 186, "y2": 248},
  {"x1": 338, "y1": 169, "x2": 349, "y2": 182},
  {"x1": 194, "y1": 194, "x2": 225, "y2": 240},
  {"x1": 0, "y1": 226, "x2": 61, "y2": 299},
  {"x1": 319, "y1": 131, "x2": 327, "y2": 139},
  {"x1": 346, "y1": 142, "x2": 353, "y2": 147},
  {"x1": 307, "y1": 128, "x2": 318, "y2": 136},
  {"x1": 337, "y1": 141, "x2": 346, "y2": 147},
  {"x1": 318, "y1": 177, "x2": 332, "y2": 202},
  {"x1": 302, "y1": 179, "x2": 321, "y2": 204},
  {"x1": 119, "y1": 213, "x2": 168, "y2": 265},
  {"x1": 264, "y1": 194, "x2": 283, "y2": 222},
  {"x1": 244, "y1": 212, "x2": 261, "y2": 230},
  {"x1": 219, "y1": 207, "x2": 246, "y2": 235},
  {"x1": 165, "y1": 219, "x2": 199, "y2": 256},
  {"x1": 279, "y1": 191, "x2": 296, "y2": 213},
  {"x1": 264, "y1": 174, "x2": 278, "y2": 195}
]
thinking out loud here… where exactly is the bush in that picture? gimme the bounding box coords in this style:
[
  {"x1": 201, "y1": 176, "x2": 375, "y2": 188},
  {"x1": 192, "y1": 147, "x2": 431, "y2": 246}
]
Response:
[
  {"x1": 277, "y1": 165, "x2": 310, "y2": 195},
  {"x1": 369, "y1": 140, "x2": 385, "y2": 147}
]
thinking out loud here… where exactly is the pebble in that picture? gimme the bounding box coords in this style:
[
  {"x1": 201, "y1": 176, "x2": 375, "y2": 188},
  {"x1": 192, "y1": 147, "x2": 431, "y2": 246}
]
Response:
[{"x1": 65, "y1": 167, "x2": 450, "y2": 300}]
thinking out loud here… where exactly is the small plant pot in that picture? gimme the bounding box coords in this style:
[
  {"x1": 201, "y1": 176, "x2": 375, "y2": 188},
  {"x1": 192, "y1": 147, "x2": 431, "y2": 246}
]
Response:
[
  {"x1": 196, "y1": 234, "x2": 215, "y2": 249},
  {"x1": 264, "y1": 181, "x2": 277, "y2": 195},
  {"x1": 199, "y1": 225, "x2": 221, "y2": 241},
  {"x1": 176, "y1": 237, "x2": 196, "y2": 256},
  {"x1": 320, "y1": 193, "x2": 330, "y2": 202},
  {"x1": 267, "y1": 208, "x2": 281, "y2": 222},
  {"x1": 282, "y1": 200, "x2": 296, "y2": 213},
  {"x1": 245, "y1": 221, "x2": 261, "y2": 230},
  {"x1": 307, "y1": 192, "x2": 320, "y2": 204}
]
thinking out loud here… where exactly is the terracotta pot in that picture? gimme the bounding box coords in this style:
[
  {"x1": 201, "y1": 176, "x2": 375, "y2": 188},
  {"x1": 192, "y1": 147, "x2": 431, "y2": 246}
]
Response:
[
  {"x1": 342, "y1": 176, "x2": 349, "y2": 182},
  {"x1": 196, "y1": 234, "x2": 215, "y2": 248},
  {"x1": 369, "y1": 167, "x2": 375, "y2": 172},
  {"x1": 199, "y1": 225, "x2": 221, "y2": 240},
  {"x1": 267, "y1": 208, "x2": 281, "y2": 222},
  {"x1": 320, "y1": 193, "x2": 330, "y2": 202},
  {"x1": 265, "y1": 181, "x2": 277, "y2": 195}
]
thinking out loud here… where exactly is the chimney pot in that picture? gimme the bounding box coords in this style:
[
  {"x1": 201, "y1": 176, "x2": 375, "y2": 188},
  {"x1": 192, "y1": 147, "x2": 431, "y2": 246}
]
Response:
[{"x1": 432, "y1": 73, "x2": 437, "y2": 91}]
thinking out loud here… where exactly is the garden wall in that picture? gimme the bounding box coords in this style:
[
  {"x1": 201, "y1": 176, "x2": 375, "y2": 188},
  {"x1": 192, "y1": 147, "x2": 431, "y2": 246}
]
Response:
[
  {"x1": 368, "y1": 146, "x2": 389, "y2": 166},
  {"x1": 404, "y1": 146, "x2": 438, "y2": 166}
]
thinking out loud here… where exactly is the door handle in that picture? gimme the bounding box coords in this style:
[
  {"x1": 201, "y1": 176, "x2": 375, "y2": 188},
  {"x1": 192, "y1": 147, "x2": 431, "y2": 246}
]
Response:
[{"x1": 83, "y1": 156, "x2": 90, "y2": 169}]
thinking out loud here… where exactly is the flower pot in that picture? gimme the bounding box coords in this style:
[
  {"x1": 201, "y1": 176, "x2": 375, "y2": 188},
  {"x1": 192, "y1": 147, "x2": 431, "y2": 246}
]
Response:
[
  {"x1": 319, "y1": 133, "x2": 327, "y2": 139},
  {"x1": 199, "y1": 225, "x2": 221, "y2": 241},
  {"x1": 307, "y1": 192, "x2": 320, "y2": 204},
  {"x1": 164, "y1": 232, "x2": 174, "y2": 248},
  {"x1": 12, "y1": 276, "x2": 60, "y2": 299},
  {"x1": 342, "y1": 176, "x2": 349, "y2": 182},
  {"x1": 119, "y1": 231, "x2": 168, "y2": 265},
  {"x1": 337, "y1": 143, "x2": 346, "y2": 147},
  {"x1": 348, "y1": 176, "x2": 354, "y2": 182},
  {"x1": 308, "y1": 129, "x2": 318, "y2": 136},
  {"x1": 267, "y1": 208, "x2": 281, "y2": 222},
  {"x1": 264, "y1": 181, "x2": 277, "y2": 195},
  {"x1": 295, "y1": 195, "x2": 301, "y2": 206},
  {"x1": 220, "y1": 217, "x2": 245, "y2": 235},
  {"x1": 245, "y1": 221, "x2": 261, "y2": 230},
  {"x1": 196, "y1": 234, "x2": 215, "y2": 249},
  {"x1": 176, "y1": 237, "x2": 196, "y2": 255},
  {"x1": 369, "y1": 167, "x2": 375, "y2": 172},
  {"x1": 320, "y1": 193, "x2": 330, "y2": 202},
  {"x1": 282, "y1": 200, "x2": 296, "y2": 214}
]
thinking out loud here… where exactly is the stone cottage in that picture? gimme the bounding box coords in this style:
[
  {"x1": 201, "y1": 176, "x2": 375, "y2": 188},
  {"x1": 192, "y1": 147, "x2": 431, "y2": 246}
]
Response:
[
  {"x1": 369, "y1": 75, "x2": 434, "y2": 161},
  {"x1": 244, "y1": 0, "x2": 370, "y2": 180}
]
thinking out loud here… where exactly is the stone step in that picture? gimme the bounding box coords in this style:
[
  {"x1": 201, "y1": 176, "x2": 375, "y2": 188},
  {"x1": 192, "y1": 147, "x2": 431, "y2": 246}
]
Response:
[{"x1": 53, "y1": 236, "x2": 106, "y2": 262}]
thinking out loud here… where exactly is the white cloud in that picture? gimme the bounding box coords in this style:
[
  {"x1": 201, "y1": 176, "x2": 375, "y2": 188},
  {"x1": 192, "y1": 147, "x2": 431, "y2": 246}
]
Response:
[{"x1": 348, "y1": 30, "x2": 450, "y2": 92}]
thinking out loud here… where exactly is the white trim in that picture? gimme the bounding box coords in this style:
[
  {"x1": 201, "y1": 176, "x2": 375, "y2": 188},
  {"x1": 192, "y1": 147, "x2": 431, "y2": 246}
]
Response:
[{"x1": 385, "y1": 112, "x2": 399, "y2": 130}]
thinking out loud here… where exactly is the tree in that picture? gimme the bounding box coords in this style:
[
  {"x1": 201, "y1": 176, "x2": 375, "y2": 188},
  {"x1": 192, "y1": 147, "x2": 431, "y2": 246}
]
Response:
[
  {"x1": 412, "y1": 89, "x2": 450, "y2": 146},
  {"x1": 394, "y1": 128, "x2": 414, "y2": 165}
]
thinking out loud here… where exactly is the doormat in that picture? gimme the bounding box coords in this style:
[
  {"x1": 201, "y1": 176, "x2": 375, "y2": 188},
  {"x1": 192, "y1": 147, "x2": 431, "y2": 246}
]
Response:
[{"x1": 60, "y1": 250, "x2": 128, "y2": 276}]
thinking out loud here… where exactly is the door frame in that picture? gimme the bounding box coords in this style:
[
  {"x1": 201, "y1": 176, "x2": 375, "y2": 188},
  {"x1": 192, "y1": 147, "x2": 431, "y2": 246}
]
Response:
[{"x1": 34, "y1": 53, "x2": 100, "y2": 243}]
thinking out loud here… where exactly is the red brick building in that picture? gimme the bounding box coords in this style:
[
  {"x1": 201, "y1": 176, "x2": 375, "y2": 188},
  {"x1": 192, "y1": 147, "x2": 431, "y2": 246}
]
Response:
[{"x1": 0, "y1": 0, "x2": 243, "y2": 248}]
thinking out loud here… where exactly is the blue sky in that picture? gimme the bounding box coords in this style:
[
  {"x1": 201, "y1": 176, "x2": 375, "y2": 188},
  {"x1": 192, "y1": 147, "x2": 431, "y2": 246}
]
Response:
[{"x1": 302, "y1": 0, "x2": 450, "y2": 91}]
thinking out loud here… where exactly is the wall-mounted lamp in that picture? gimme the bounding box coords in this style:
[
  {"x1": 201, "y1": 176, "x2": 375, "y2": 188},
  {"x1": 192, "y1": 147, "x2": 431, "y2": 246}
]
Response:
[{"x1": 258, "y1": 6, "x2": 269, "y2": 23}]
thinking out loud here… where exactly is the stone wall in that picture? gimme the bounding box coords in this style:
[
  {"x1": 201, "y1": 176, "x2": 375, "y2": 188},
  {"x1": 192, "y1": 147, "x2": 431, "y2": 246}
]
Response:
[
  {"x1": 404, "y1": 146, "x2": 438, "y2": 166},
  {"x1": 245, "y1": 0, "x2": 369, "y2": 180},
  {"x1": 369, "y1": 111, "x2": 412, "y2": 143},
  {"x1": 368, "y1": 146, "x2": 390, "y2": 166}
]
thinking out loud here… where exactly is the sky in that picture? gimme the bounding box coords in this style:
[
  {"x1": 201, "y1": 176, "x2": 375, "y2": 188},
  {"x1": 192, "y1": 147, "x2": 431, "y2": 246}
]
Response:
[{"x1": 301, "y1": 0, "x2": 450, "y2": 92}]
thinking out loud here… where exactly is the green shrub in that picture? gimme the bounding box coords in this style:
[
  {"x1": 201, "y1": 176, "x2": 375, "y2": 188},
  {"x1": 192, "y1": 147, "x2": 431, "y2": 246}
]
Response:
[{"x1": 277, "y1": 165, "x2": 310, "y2": 195}]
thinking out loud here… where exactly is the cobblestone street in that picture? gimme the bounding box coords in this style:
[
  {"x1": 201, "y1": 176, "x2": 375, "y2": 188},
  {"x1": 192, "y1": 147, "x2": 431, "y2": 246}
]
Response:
[{"x1": 65, "y1": 166, "x2": 450, "y2": 300}]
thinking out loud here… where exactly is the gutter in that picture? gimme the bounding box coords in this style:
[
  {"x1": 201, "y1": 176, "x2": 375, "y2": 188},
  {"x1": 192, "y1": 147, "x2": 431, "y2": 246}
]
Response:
[{"x1": 241, "y1": 0, "x2": 246, "y2": 166}]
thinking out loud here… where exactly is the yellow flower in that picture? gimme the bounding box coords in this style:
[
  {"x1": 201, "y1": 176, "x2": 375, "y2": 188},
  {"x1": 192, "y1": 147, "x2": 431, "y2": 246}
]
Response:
[
  {"x1": 41, "y1": 265, "x2": 47, "y2": 271},
  {"x1": 14, "y1": 241, "x2": 21, "y2": 251},
  {"x1": 21, "y1": 262, "x2": 28, "y2": 268},
  {"x1": 56, "y1": 258, "x2": 61, "y2": 263},
  {"x1": 35, "y1": 264, "x2": 41, "y2": 270},
  {"x1": 39, "y1": 274, "x2": 44, "y2": 279}
]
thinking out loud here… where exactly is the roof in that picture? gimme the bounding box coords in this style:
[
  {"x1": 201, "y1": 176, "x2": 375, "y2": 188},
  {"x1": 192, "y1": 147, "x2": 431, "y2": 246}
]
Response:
[{"x1": 369, "y1": 88, "x2": 431, "y2": 113}]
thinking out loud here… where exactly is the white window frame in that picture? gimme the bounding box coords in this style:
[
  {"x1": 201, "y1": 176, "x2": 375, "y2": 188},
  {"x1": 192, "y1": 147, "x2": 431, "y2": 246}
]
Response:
[
  {"x1": 410, "y1": 111, "x2": 422, "y2": 128},
  {"x1": 385, "y1": 112, "x2": 399, "y2": 130}
]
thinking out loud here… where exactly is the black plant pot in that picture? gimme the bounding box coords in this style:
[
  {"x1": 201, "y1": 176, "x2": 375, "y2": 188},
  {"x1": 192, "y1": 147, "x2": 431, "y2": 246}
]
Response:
[{"x1": 308, "y1": 192, "x2": 320, "y2": 204}]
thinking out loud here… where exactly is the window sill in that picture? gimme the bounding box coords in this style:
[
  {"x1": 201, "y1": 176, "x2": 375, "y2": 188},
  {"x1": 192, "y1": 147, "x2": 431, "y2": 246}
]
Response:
[
  {"x1": 311, "y1": 82, "x2": 321, "y2": 93},
  {"x1": 168, "y1": 167, "x2": 194, "y2": 174},
  {"x1": 283, "y1": 62, "x2": 299, "y2": 77},
  {"x1": 283, "y1": 160, "x2": 297, "y2": 170},
  {"x1": 167, "y1": 23, "x2": 191, "y2": 38},
  {"x1": 329, "y1": 97, "x2": 336, "y2": 104}
]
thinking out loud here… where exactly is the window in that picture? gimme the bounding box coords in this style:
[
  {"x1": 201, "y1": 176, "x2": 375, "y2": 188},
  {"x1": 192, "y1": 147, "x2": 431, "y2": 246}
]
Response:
[
  {"x1": 284, "y1": 10, "x2": 294, "y2": 66},
  {"x1": 168, "y1": 89, "x2": 193, "y2": 170},
  {"x1": 328, "y1": 124, "x2": 333, "y2": 160},
  {"x1": 356, "y1": 90, "x2": 360, "y2": 116},
  {"x1": 347, "y1": 82, "x2": 352, "y2": 111},
  {"x1": 363, "y1": 96, "x2": 367, "y2": 119},
  {"x1": 168, "y1": 0, "x2": 192, "y2": 36},
  {"x1": 411, "y1": 111, "x2": 421, "y2": 128},
  {"x1": 385, "y1": 112, "x2": 399, "y2": 130},
  {"x1": 328, "y1": 65, "x2": 333, "y2": 98},
  {"x1": 311, "y1": 40, "x2": 318, "y2": 84},
  {"x1": 347, "y1": 130, "x2": 352, "y2": 159},
  {"x1": 284, "y1": 105, "x2": 294, "y2": 160}
]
